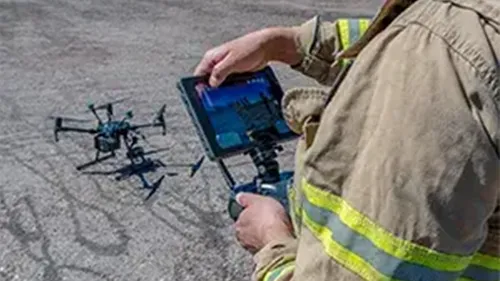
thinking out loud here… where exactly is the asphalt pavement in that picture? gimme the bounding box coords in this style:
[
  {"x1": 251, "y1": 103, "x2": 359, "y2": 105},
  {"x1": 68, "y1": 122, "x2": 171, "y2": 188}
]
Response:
[{"x1": 0, "y1": 1, "x2": 378, "y2": 280}]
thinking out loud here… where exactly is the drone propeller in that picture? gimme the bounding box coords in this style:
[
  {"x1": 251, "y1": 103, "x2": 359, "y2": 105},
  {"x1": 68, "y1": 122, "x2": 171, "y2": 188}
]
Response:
[
  {"x1": 189, "y1": 155, "x2": 205, "y2": 178},
  {"x1": 144, "y1": 175, "x2": 165, "y2": 201}
]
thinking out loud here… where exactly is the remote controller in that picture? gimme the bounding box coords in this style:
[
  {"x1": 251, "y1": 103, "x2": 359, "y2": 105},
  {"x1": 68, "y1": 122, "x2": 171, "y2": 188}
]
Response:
[{"x1": 227, "y1": 171, "x2": 294, "y2": 221}]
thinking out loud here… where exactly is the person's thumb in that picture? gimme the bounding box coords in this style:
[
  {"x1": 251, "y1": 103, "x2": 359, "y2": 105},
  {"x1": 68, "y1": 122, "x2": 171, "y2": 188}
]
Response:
[
  {"x1": 209, "y1": 54, "x2": 236, "y2": 87},
  {"x1": 235, "y1": 192, "x2": 261, "y2": 207}
]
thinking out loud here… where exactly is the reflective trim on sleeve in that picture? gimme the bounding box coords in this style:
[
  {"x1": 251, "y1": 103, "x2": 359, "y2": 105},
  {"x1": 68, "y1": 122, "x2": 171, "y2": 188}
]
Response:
[
  {"x1": 337, "y1": 19, "x2": 351, "y2": 67},
  {"x1": 337, "y1": 18, "x2": 371, "y2": 51},
  {"x1": 264, "y1": 260, "x2": 295, "y2": 281},
  {"x1": 470, "y1": 253, "x2": 500, "y2": 271},
  {"x1": 461, "y1": 254, "x2": 500, "y2": 281},
  {"x1": 337, "y1": 19, "x2": 351, "y2": 51},
  {"x1": 359, "y1": 19, "x2": 371, "y2": 35},
  {"x1": 348, "y1": 19, "x2": 361, "y2": 49},
  {"x1": 337, "y1": 18, "x2": 371, "y2": 67},
  {"x1": 300, "y1": 178, "x2": 474, "y2": 281}
]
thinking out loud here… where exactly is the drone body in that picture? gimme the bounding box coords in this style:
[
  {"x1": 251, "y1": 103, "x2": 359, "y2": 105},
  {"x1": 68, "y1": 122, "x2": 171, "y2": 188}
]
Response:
[
  {"x1": 54, "y1": 101, "x2": 165, "y2": 154},
  {"x1": 93, "y1": 121, "x2": 126, "y2": 153},
  {"x1": 52, "y1": 99, "x2": 172, "y2": 199},
  {"x1": 52, "y1": 99, "x2": 205, "y2": 200}
]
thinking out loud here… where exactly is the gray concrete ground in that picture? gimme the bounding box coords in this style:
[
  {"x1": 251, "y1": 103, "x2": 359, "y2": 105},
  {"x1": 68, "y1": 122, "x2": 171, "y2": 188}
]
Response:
[{"x1": 0, "y1": 1, "x2": 378, "y2": 280}]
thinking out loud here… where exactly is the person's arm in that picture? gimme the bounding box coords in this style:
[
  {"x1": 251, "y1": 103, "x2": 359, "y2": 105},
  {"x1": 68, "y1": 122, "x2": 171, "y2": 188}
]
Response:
[
  {"x1": 294, "y1": 17, "x2": 500, "y2": 281},
  {"x1": 193, "y1": 16, "x2": 370, "y2": 87},
  {"x1": 232, "y1": 192, "x2": 298, "y2": 281},
  {"x1": 251, "y1": 237, "x2": 297, "y2": 281},
  {"x1": 290, "y1": 16, "x2": 371, "y2": 85}
]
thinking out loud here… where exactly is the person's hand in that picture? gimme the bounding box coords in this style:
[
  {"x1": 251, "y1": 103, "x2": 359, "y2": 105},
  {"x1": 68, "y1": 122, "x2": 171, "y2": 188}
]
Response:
[
  {"x1": 194, "y1": 27, "x2": 302, "y2": 87},
  {"x1": 234, "y1": 193, "x2": 293, "y2": 254}
]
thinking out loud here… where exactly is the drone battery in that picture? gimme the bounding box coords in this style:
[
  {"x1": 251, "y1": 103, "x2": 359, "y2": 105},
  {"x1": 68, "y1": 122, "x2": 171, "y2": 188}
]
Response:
[{"x1": 94, "y1": 135, "x2": 121, "y2": 152}]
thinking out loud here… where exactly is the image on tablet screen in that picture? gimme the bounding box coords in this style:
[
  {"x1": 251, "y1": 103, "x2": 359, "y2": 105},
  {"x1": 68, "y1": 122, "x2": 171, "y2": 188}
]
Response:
[{"x1": 194, "y1": 74, "x2": 290, "y2": 149}]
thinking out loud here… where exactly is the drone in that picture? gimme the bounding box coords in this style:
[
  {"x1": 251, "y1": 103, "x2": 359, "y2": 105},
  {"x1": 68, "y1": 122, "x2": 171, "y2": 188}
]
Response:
[{"x1": 51, "y1": 98, "x2": 205, "y2": 199}]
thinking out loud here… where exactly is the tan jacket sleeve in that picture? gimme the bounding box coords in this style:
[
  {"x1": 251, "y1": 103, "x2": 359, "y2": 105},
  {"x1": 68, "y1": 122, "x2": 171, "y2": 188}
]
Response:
[
  {"x1": 292, "y1": 6, "x2": 500, "y2": 280},
  {"x1": 290, "y1": 16, "x2": 347, "y2": 86},
  {"x1": 249, "y1": 16, "x2": 373, "y2": 281},
  {"x1": 251, "y1": 236, "x2": 297, "y2": 281}
]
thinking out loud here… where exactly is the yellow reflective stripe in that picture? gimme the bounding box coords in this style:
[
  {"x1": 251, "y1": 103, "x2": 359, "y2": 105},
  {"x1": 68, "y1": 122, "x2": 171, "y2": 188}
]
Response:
[
  {"x1": 461, "y1": 253, "x2": 500, "y2": 281},
  {"x1": 263, "y1": 260, "x2": 295, "y2": 281},
  {"x1": 359, "y1": 19, "x2": 371, "y2": 35},
  {"x1": 301, "y1": 179, "x2": 472, "y2": 272},
  {"x1": 339, "y1": 59, "x2": 353, "y2": 67},
  {"x1": 302, "y1": 210, "x2": 395, "y2": 281},
  {"x1": 470, "y1": 253, "x2": 500, "y2": 271},
  {"x1": 258, "y1": 255, "x2": 295, "y2": 281},
  {"x1": 337, "y1": 19, "x2": 350, "y2": 50},
  {"x1": 336, "y1": 18, "x2": 370, "y2": 67},
  {"x1": 337, "y1": 18, "x2": 371, "y2": 51}
]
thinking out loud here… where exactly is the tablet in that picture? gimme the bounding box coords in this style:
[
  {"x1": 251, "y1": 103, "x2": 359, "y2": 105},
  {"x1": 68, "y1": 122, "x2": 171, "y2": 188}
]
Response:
[{"x1": 177, "y1": 66, "x2": 298, "y2": 160}]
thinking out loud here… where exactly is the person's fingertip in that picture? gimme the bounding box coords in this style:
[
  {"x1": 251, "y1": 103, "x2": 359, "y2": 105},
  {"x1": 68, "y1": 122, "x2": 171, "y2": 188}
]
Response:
[
  {"x1": 235, "y1": 193, "x2": 243, "y2": 205},
  {"x1": 193, "y1": 68, "x2": 202, "y2": 76},
  {"x1": 235, "y1": 192, "x2": 249, "y2": 206},
  {"x1": 209, "y1": 75, "x2": 219, "y2": 87},
  {"x1": 194, "y1": 64, "x2": 209, "y2": 76}
]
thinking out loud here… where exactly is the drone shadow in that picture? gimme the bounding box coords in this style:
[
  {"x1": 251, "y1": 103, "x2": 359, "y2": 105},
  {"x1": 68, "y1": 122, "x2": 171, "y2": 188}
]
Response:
[
  {"x1": 81, "y1": 158, "x2": 178, "y2": 181},
  {"x1": 79, "y1": 148, "x2": 203, "y2": 184}
]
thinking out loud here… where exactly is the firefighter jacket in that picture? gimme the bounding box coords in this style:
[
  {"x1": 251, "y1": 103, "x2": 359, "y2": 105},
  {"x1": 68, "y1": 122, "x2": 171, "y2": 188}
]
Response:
[{"x1": 252, "y1": 0, "x2": 500, "y2": 280}]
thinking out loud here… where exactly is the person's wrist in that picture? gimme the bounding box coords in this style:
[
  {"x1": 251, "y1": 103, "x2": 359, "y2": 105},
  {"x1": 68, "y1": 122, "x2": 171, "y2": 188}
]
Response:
[
  {"x1": 263, "y1": 222, "x2": 294, "y2": 246},
  {"x1": 262, "y1": 27, "x2": 302, "y2": 66}
]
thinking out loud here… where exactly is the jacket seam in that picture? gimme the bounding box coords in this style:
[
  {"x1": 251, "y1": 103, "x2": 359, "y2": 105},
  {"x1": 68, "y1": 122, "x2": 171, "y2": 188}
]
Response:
[
  {"x1": 392, "y1": 21, "x2": 499, "y2": 100},
  {"x1": 391, "y1": 20, "x2": 500, "y2": 155}
]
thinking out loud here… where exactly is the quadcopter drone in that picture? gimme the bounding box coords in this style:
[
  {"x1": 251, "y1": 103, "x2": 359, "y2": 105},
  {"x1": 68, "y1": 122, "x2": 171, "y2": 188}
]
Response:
[{"x1": 51, "y1": 99, "x2": 204, "y2": 199}]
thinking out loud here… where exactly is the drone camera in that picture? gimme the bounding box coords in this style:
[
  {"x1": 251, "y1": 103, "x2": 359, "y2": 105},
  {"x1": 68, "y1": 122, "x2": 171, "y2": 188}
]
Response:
[{"x1": 94, "y1": 134, "x2": 121, "y2": 153}]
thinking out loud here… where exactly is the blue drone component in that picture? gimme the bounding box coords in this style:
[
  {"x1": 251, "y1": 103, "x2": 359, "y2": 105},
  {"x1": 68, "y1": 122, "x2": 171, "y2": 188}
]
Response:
[{"x1": 98, "y1": 120, "x2": 127, "y2": 136}]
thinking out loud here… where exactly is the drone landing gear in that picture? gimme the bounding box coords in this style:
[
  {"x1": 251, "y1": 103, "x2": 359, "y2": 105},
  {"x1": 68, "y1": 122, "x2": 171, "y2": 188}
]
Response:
[{"x1": 75, "y1": 150, "x2": 116, "y2": 171}]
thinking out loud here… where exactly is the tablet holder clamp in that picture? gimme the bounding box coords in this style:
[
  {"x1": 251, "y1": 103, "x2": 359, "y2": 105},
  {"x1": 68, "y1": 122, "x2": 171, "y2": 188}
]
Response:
[{"x1": 216, "y1": 128, "x2": 294, "y2": 221}]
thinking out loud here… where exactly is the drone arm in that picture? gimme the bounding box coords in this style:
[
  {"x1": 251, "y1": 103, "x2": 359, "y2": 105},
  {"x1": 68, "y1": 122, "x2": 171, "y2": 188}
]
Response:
[
  {"x1": 130, "y1": 122, "x2": 162, "y2": 130},
  {"x1": 87, "y1": 105, "x2": 103, "y2": 125},
  {"x1": 129, "y1": 121, "x2": 166, "y2": 136},
  {"x1": 130, "y1": 105, "x2": 166, "y2": 134},
  {"x1": 57, "y1": 127, "x2": 98, "y2": 134}
]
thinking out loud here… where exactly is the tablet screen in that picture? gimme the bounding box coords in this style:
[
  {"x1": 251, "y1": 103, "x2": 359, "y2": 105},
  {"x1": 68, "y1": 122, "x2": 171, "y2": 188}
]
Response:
[{"x1": 193, "y1": 70, "x2": 294, "y2": 153}]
